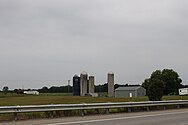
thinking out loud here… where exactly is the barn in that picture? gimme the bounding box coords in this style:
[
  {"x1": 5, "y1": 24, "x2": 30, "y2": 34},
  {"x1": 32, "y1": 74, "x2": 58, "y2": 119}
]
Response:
[{"x1": 115, "y1": 86, "x2": 146, "y2": 98}]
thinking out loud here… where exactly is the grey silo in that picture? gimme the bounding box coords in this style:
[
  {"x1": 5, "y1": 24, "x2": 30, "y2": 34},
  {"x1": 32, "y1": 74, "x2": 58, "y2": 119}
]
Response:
[
  {"x1": 80, "y1": 71, "x2": 88, "y2": 96},
  {"x1": 107, "y1": 72, "x2": 114, "y2": 97},
  {"x1": 88, "y1": 76, "x2": 95, "y2": 93}
]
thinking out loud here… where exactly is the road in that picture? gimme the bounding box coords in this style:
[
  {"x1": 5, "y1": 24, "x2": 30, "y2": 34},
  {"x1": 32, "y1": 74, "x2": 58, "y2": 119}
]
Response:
[{"x1": 1, "y1": 109, "x2": 188, "y2": 125}]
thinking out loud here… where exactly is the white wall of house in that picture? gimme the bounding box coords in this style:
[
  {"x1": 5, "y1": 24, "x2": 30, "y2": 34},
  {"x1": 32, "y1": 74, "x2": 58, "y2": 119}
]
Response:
[{"x1": 24, "y1": 91, "x2": 39, "y2": 95}]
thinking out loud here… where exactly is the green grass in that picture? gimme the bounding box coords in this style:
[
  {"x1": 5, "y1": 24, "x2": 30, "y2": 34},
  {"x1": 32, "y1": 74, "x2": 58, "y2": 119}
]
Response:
[
  {"x1": 163, "y1": 95, "x2": 188, "y2": 100},
  {"x1": 1, "y1": 93, "x2": 188, "y2": 121},
  {"x1": 0, "y1": 93, "x2": 188, "y2": 106}
]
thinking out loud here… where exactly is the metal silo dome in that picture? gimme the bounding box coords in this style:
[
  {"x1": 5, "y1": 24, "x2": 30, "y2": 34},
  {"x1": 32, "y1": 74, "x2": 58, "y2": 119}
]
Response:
[
  {"x1": 108, "y1": 71, "x2": 114, "y2": 74},
  {"x1": 73, "y1": 74, "x2": 79, "y2": 78},
  {"x1": 80, "y1": 71, "x2": 88, "y2": 76}
]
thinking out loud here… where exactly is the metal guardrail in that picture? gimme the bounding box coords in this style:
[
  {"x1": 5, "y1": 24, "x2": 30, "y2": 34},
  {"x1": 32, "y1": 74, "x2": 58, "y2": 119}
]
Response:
[{"x1": 0, "y1": 100, "x2": 188, "y2": 120}]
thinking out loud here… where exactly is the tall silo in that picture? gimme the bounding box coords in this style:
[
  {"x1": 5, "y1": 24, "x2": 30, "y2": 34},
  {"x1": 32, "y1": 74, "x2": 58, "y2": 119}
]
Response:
[
  {"x1": 73, "y1": 74, "x2": 80, "y2": 96},
  {"x1": 80, "y1": 71, "x2": 88, "y2": 96},
  {"x1": 88, "y1": 76, "x2": 94, "y2": 94},
  {"x1": 107, "y1": 72, "x2": 114, "y2": 97}
]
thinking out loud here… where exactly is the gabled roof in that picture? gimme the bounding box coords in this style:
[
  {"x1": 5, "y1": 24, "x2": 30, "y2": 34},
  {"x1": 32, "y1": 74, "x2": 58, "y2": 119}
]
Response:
[{"x1": 115, "y1": 86, "x2": 142, "y2": 91}]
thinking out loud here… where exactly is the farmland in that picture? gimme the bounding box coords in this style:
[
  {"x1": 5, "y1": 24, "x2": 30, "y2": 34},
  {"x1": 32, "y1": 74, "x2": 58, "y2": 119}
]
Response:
[
  {"x1": 0, "y1": 93, "x2": 188, "y2": 122},
  {"x1": 0, "y1": 93, "x2": 188, "y2": 106}
]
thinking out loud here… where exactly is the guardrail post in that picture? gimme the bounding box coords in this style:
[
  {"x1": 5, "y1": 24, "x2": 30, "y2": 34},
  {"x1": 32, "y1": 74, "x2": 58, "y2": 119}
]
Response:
[
  {"x1": 105, "y1": 108, "x2": 110, "y2": 114},
  {"x1": 50, "y1": 111, "x2": 54, "y2": 118},
  {"x1": 163, "y1": 106, "x2": 166, "y2": 110},
  {"x1": 146, "y1": 107, "x2": 150, "y2": 111},
  {"x1": 13, "y1": 112, "x2": 18, "y2": 121},
  {"x1": 177, "y1": 104, "x2": 180, "y2": 109},
  {"x1": 128, "y1": 107, "x2": 131, "y2": 113},
  {"x1": 80, "y1": 110, "x2": 85, "y2": 116},
  {"x1": 95, "y1": 109, "x2": 99, "y2": 114}
]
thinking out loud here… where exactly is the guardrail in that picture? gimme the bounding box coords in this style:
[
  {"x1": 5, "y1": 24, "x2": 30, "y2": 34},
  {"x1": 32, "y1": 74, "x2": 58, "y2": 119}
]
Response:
[{"x1": 1, "y1": 100, "x2": 188, "y2": 121}]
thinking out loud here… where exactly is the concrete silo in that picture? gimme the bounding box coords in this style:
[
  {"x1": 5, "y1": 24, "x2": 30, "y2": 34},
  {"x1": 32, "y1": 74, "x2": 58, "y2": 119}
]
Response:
[
  {"x1": 80, "y1": 71, "x2": 88, "y2": 96},
  {"x1": 107, "y1": 72, "x2": 114, "y2": 97},
  {"x1": 88, "y1": 76, "x2": 95, "y2": 94},
  {"x1": 73, "y1": 74, "x2": 80, "y2": 96}
]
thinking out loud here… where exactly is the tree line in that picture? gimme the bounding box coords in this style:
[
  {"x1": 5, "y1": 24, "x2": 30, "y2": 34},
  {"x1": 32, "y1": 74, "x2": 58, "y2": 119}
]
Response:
[
  {"x1": 38, "y1": 83, "x2": 140, "y2": 93},
  {"x1": 1, "y1": 83, "x2": 140, "y2": 94}
]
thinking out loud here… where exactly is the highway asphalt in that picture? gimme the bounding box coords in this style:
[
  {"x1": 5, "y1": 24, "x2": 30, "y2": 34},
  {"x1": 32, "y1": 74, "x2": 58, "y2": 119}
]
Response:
[{"x1": 1, "y1": 109, "x2": 188, "y2": 125}]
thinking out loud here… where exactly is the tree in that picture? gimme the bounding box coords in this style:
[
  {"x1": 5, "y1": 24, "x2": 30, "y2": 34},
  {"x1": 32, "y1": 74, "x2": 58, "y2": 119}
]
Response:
[
  {"x1": 142, "y1": 69, "x2": 182, "y2": 96},
  {"x1": 38, "y1": 86, "x2": 73, "y2": 93},
  {"x1": 95, "y1": 83, "x2": 108, "y2": 93},
  {"x1": 162, "y1": 69, "x2": 182, "y2": 95},
  {"x1": 142, "y1": 78, "x2": 150, "y2": 95},
  {"x1": 142, "y1": 70, "x2": 162, "y2": 96},
  {"x1": 150, "y1": 70, "x2": 162, "y2": 79},
  {"x1": 148, "y1": 79, "x2": 164, "y2": 101},
  {"x1": 2, "y1": 86, "x2": 9, "y2": 94},
  {"x1": 38, "y1": 86, "x2": 49, "y2": 93}
]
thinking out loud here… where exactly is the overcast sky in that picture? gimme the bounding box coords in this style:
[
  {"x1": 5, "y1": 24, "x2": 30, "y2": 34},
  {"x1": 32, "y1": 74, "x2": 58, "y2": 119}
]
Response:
[{"x1": 0, "y1": 0, "x2": 188, "y2": 89}]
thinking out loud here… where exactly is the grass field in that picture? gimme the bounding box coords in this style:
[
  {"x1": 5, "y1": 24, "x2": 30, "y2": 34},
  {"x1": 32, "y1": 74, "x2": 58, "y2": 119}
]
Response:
[
  {"x1": 0, "y1": 93, "x2": 188, "y2": 121},
  {"x1": 0, "y1": 93, "x2": 188, "y2": 106}
]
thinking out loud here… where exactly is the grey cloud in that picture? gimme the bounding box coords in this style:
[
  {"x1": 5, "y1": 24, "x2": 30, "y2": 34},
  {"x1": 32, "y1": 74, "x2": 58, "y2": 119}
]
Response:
[{"x1": 0, "y1": 0, "x2": 188, "y2": 89}]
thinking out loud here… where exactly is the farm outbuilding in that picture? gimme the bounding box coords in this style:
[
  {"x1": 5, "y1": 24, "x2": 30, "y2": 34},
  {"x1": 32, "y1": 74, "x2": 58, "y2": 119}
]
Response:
[
  {"x1": 115, "y1": 86, "x2": 146, "y2": 98},
  {"x1": 179, "y1": 88, "x2": 188, "y2": 95},
  {"x1": 23, "y1": 91, "x2": 39, "y2": 95}
]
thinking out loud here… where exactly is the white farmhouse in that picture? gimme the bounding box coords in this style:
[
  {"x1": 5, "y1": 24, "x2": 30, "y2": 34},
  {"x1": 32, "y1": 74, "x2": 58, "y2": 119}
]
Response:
[{"x1": 24, "y1": 91, "x2": 39, "y2": 95}]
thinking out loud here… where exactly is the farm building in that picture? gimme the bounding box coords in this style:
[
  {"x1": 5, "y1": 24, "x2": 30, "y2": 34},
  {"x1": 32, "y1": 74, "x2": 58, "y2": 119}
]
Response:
[
  {"x1": 115, "y1": 86, "x2": 146, "y2": 98},
  {"x1": 23, "y1": 91, "x2": 39, "y2": 95},
  {"x1": 179, "y1": 88, "x2": 188, "y2": 95}
]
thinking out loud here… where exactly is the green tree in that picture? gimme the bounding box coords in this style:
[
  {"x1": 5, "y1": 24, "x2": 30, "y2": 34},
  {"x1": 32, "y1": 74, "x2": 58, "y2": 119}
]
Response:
[
  {"x1": 142, "y1": 78, "x2": 150, "y2": 95},
  {"x1": 162, "y1": 69, "x2": 182, "y2": 95},
  {"x1": 142, "y1": 70, "x2": 162, "y2": 94},
  {"x1": 38, "y1": 86, "x2": 49, "y2": 93},
  {"x1": 142, "y1": 69, "x2": 182, "y2": 96},
  {"x1": 150, "y1": 70, "x2": 162, "y2": 79},
  {"x1": 2, "y1": 86, "x2": 9, "y2": 94},
  {"x1": 148, "y1": 79, "x2": 164, "y2": 101}
]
